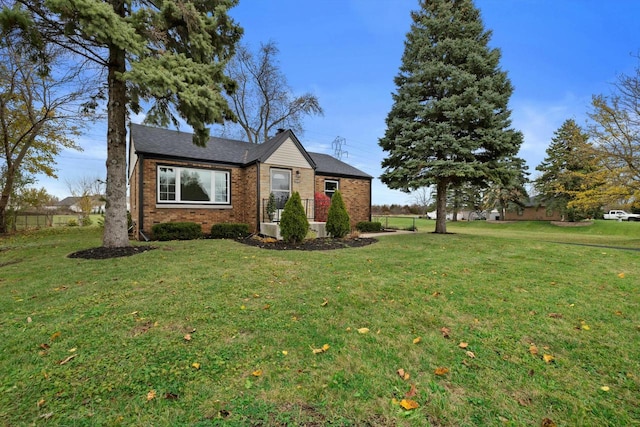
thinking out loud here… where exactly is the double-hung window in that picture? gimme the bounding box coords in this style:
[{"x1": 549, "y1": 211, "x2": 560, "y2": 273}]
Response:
[
  {"x1": 157, "y1": 166, "x2": 229, "y2": 204},
  {"x1": 324, "y1": 180, "x2": 339, "y2": 198}
]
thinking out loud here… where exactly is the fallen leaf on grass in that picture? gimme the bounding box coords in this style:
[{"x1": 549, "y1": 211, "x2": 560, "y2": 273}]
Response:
[
  {"x1": 39, "y1": 343, "x2": 50, "y2": 350},
  {"x1": 37, "y1": 399, "x2": 45, "y2": 408},
  {"x1": 57, "y1": 354, "x2": 76, "y2": 365},
  {"x1": 440, "y1": 327, "x2": 450, "y2": 339},
  {"x1": 399, "y1": 399, "x2": 419, "y2": 410},
  {"x1": 617, "y1": 272, "x2": 625, "y2": 279},
  {"x1": 529, "y1": 345, "x2": 539, "y2": 355},
  {"x1": 543, "y1": 354, "x2": 554, "y2": 364},
  {"x1": 39, "y1": 413, "x2": 53, "y2": 420},
  {"x1": 600, "y1": 386, "x2": 610, "y2": 392},
  {"x1": 311, "y1": 344, "x2": 330, "y2": 354},
  {"x1": 548, "y1": 313, "x2": 563, "y2": 319},
  {"x1": 434, "y1": 367, "x2": 449, "y2": 376},
  {"x1": 541, "y1": 418, "x2": 557, "y2": 427},
  {"x1": 191, "y1": 362, "x2": 201, "y2": 370},
  {"x1": 397, "y1": 368, "x2": 410, "y2": 381},
  {"x1": 27, "y1": 317, "x2": 32, "y2": 323},
  {"x1": 164, "y1": 392, "x2": 179, "y2": 400},
  {"x1": 405, "y1": 383, "x2": 418, "y2": 398},
  {"x1": 458, "y1": 342, "x2": 468, "y2": 349},
  {"x1": 183, "y1": 333, "x2": 192, "y2": 341},
  {"x1": 50, "y1": 331, "x2": 61, "y2": 341},
  {"x1": 413, "y1": 337, "x2": 421, "y2": 344},
  {"x1": 146, "y1": 390, "x2": 157, "y2": 401},
  {"x1": 465, "y1": 351, "x2": 475, "y2": 358},
  {"x1": 321, "y1": 298, "x2": 328, "y2": 307},
  {"x1": 357, "y1": 327, "x2": 370, "y2": 334},
  {"x1": 252, "y1": 370, "x2": 262, "y2": 377}
]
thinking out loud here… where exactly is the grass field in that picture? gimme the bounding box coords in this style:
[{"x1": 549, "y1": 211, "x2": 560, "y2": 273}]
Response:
[{"x1": 1, "y1": 222, "x2": 638, "y2": 426}]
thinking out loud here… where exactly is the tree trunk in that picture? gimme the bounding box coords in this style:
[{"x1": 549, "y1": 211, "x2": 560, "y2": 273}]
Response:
[
  {"x1": 102, "y1": 41, "x2": 130, "y2": 248},
  {"x1": 435, "y1": 179, "x2": 448, "y2": 233},
  {"x1": 0, "y1": 165, "x2": 15, "y2": 234}
]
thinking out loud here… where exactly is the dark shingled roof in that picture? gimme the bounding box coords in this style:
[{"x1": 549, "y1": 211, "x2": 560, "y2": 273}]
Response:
[{"x1": 130, "y1": 123, "x2": 371, "y2": 179}]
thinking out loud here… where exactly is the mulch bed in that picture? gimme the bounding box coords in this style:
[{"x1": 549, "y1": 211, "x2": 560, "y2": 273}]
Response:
[
  {"x1": 237, "y1": 236, "x2": 377, "y2": 250},
  {"x1": 68, "y1": 245, "x2": 157, "y2": 260}
]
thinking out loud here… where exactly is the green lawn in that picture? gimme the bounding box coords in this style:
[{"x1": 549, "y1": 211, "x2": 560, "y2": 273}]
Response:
[{"x1": 1, "y1": 223, "x2": 638, "y2": 426}]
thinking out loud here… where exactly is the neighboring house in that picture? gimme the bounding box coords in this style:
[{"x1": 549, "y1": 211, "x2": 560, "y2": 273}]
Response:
[
  {"x1": 57, "y1": 196, "x2": 106, "y2": 214},
  {"x1": 502, "y1": 197, "x2": 562, "y2": 221},
  {"x1": 128, "y1": 124, "x2": 372, "y2": 239}
]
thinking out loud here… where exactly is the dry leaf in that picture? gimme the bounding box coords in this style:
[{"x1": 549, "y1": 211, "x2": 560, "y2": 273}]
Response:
[
  {"x1": 58, "y1": 354, "x2": 76, "y2": 365},
  {"x1": 183, "y1": 333, "x2": 192, "y2": 341},
  {"x1": 440, "y1": 327, "x2": 451, "y2": 339},
  {"x1": 311, "y1": 344, "x2": 330, "y2": 354},
  {"x1": 146, "y1": 390, "x2": 157, "y2": 401},
  {"x1": 432, "y1": 291, "x2": 441, "y2": 297},
  {"x1": 548, "y1": 313, "x2": 563, "y2": 319},
  {"x1": 529, "y1": 345, "x2": 539, "y2": 355},
  {"x1": 357, "y1": 327, "x2": 370, "y2": 334},
  {"x1": 434, "y1": 367, "x2": 449, "y2": 376},
  {"x1": 600, "y1": 386, "x2": 610, "y2": 392},
  {"x1": 321, "y1": 298, "x2": 328, "y2": 307},
  {"x1": 252, "y1": 369, "x2": 262, "y2": 377},
  {"x1": 164, "y1": 392, "x2": 179, "y2": 400},
  {"x1": 581, "y1": 324, "x2": 590, "y2": 330},
  {"x1": 263, "y1": 304, "x2": 271, "y2": 310},
  {"x1": 399, "y1": 399, "x2": 419, "y2": 410},
  {"x1": 192, "y1": 362, "x2": 201, "y2": 370},
  {"x1": 50, "y1": 331, "x2": 61, "y2": 341},
  {"x1": 541, "y1": 418, "x2": 557, "y2": 427},
  {"x1": 465, "y1": 351, "x2": 476, "y2": 358},
  {"x1": 39, "y1": 343, "x2": 50, "y2": 350},
  {"x1": 543, "y1": 354, "x2": 554, "y2": 364},
  {"x1": 458, "y1": 342, "x2": 468, "y2": 349},
  {"x1": 397, "y1": 368, "x2": 410, "y2": 380},
  {"x1": 281, "y1": 350, "x2": 288, "y2": 355},
  {"x1": 405, "y1": 383, "x2": 418, "y2": 398},
  {"x1": 37, "y1": 399, "x2": 45, "y2": 408},
  {"x1": 617, "y1": 272, "x2": 625, "y2": 279},
  {"x1": 413, "y1": 337, "x2": 421, "y2": 344},
  {"x1": 27, "y1": 317, "x2": 32, "y2": 323}
]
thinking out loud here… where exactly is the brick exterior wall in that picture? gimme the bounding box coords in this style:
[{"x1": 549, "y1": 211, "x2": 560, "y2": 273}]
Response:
[
  {"x1": 129, "y1": 157, "x2": 372, "y2": 238},
  {"x1": 315, "y1": 175, "x2": 371, "y2": 227},
  {"x1": 131, "y1": 158, "x2": 259, "y2": 238}
]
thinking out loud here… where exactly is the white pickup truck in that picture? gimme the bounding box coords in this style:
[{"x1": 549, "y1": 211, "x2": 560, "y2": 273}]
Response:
[{"x1": 603, "y1": 210, "x2": 640, "y2": 221}]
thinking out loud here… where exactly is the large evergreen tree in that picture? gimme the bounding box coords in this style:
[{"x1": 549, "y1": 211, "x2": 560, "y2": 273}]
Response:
[
  {"x1": 535, "y1": 119, "x2": 599, "y2": 221},
  {"x1": 379, "y1": 0, "x2": 523, "y2": 233},
  {"x1": 0, "y1": 0, "x2": 242, "y2": 247}
]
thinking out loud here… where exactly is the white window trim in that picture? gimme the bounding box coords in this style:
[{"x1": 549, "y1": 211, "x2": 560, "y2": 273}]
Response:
[
  {"x1": 325, "y1": 179, "x2": 339, "y2": 197},
  {"x1": 157, "y1": 165, "x2": 230, "y2": 205},
  {"x1": 270, "y1": 168, "x2": 291, "y2": 201}
]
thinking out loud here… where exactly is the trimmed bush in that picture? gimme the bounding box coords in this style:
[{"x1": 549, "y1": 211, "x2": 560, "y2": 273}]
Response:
[
  {"x1": 356, "y1": 221, "x2": 383, "y2": 232},
  {"x1": 152, "y1": 222, "x2": 202, "y2": 241},
  {"x1": 314, "y1": 192, "x2": 331, "y2": 222},
  {"x1": 211, "y1": 223, "x2": 250, "y2": 239},
  {"x1": 279, "y1": 192, "x2": 309, "y2": 243},
  {"x1": 326, "y1": 190, "x2": 350, "y2": 238}
]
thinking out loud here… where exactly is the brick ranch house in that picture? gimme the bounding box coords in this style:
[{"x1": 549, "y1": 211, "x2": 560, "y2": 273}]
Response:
[{"x1": 128, "y1": 124, "x2": 372, "y2": 239}]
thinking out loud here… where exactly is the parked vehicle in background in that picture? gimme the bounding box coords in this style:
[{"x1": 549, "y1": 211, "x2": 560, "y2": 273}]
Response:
[{"x1": 603, "y1": 210, "x2": 640, "y2": 221}]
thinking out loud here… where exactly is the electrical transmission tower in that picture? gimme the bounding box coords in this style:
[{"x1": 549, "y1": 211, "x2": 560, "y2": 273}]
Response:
[{"x1": 332, "y1": 136, "x2": 348, "y2": 160}]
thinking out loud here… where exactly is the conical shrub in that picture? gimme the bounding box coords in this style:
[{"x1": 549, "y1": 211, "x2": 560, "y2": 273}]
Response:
[
  {"x1": 279, "y1": 192, "x2": 309, "y2": 243},
  {"x1": 326, "y1": 190, "x2": 350, "y2": 238}
]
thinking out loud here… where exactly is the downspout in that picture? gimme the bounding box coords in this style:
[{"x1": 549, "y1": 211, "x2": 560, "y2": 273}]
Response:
[
  {"x1": 137, "y1": 153, "x2": 145, "y2": 240},
  {"x1": 368, "y1": 178, "x2": 372, "y2": 221},
  {"x1": 255, "y1": 162, "x2": 261, "y2": 233}
]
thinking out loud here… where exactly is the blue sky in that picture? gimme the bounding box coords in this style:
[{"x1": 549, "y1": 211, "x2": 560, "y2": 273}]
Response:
[{"x1": 40, "y1": 0, "x2": 640, "y2": 205}]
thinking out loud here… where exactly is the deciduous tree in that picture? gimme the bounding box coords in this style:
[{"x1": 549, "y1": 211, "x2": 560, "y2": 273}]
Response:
[
  {"x1": 0, "y1": 36, "x2": 83, "y2": 233},
  {"x1": 1, "y1": 0, "x2": 242, "y2": 247},
  {"x1": 223, "y1": 41, "x2": 323, "y2": 143},
  {"x1": 379, "y1": 0, "x2": 523, "y2": 233}
]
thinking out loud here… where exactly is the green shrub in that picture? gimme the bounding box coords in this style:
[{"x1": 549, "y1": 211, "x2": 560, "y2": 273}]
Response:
[
  {"x1": 356, "y1": 221, "x2": 383, "y2": 232},
  {"x1": 67, "y1": 219, "x2": 78, "y2": 227},
  {"x1": 152, "y1": 222, "x2": 202, "y2": 241},
  {"x1": 326, "y1": 190, "x2": 350, "y2": 238},
  {"x1": 211, "y1": 223, "x2": 250, "y2": 239},
  {"x1": 279, "y1": 192, "x2": 309, "y2": 243},
  {"x1": 81, "y1": 216, "x2": 93, "y2": 227}
]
